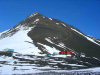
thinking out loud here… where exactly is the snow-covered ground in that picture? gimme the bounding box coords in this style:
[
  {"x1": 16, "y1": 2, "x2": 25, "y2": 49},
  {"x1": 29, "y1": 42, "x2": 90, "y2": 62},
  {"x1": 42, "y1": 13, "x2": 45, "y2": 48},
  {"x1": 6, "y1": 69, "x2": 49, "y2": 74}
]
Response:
[
  {"x1": 0, "y1": 56, "x2": 100, "y2": 75},
  {"x1": 0, "y1": 54, "x2": 100, "y2": 75},
  {"x1": 52, "y1": 67, "x2": 100, "y2": 73}
]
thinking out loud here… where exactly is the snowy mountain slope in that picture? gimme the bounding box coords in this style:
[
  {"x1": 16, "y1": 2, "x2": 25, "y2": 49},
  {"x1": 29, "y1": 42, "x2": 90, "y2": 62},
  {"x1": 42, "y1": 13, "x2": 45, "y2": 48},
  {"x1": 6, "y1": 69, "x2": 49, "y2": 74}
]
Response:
[
  {"x1": 0, "y1": 27, "x2": 41, "y2": 55},
  {"x1": 0, "y1": 12, "x2": 100, "y2": 58}
]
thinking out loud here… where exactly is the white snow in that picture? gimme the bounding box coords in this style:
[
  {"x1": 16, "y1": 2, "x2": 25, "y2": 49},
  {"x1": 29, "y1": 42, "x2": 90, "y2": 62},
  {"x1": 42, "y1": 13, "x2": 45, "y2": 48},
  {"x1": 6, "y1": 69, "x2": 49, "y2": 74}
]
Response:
[
  {"x1": 28, "y1": 12, "x2": 38, "y2": 18},
  {"x1": 93, "y1": 57, "x2": 100, "y2": 61},
  {"x1": 1, "y1": 64, "x2": 100, "y2": 74},
  {"x1": 50, "y1": 60, "x2": 63, "y2": 63},
  {"x1": 66, "y1": 64, "x2": 84, "y2": 67},
  {"x1": 0, "y1": 56, "x2": 13, "y2": 61},
  {"x1": 37, "y1": 42, "x2": 60, "y2": 54},
  {"x1": 28, "y1": 14, "x2": 34, "y2": 18},
  {"x1": 61, "y1": 23, "x2": 66, "y2": 27},
  {"x1": 72, "y1": 67, "x2": 100, "y2": 72},
  {"x1": 57, "y1": 42, "x2": 66, "y2": 48},
  {"x1": 45, "y1": 38, "x2": 66, "y2": 48},
  {"x1": 34, "y1": 19, "x2": 39, "y2": 23},
  {"x1": 0, "y1": 55, "x2": 100, "y2": 74},
  {"x1": 49, "y1": 18, "x2": 52, "y2": 20},
  {"x1": 51, "y1": 67, "x2": 100, "y2": 73},
  {"x1": 0, "y1": 65, "x2": 44, "y2": 75},
  {"x1": 48, "y1": 63, "x2": 57, "y2": 65},
  {"x1": 56, "y1": 23, "x2": 59, "y2": 25},
  {"x1": 52, "y1": 55, "x2": 67, "y2": 58},
  {"x1": 45, "y1": 38, "x2": 54, "y2": 44},
  {"x1": 0, "y1": 27, "x2": 41, "y2": 55},
  {"x1": 53, "y1": 37, "x2": 57, "y2": 39},
  {"x1": 33, "y1": 12, "x2": 38, "y2": 16},
  {"x1": 71, "y1": 28, "x2": 100, "y2": 46},
  {"x1": 86, "y1": 37, "x2": 100, "y2": 46}
]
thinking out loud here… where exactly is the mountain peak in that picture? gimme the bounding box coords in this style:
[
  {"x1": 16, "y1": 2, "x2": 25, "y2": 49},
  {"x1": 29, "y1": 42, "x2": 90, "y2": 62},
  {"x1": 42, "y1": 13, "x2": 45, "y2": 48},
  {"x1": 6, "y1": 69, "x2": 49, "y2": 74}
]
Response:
[
  {"x1": 18, "y1": 12, "x2": 45, "y2": 26},
  {"x1": 34, "y1": 12, "x2": 41, "y2": 15},
  {"x1": 28, "y1": 12, "x2": 43, "y2": 18}
]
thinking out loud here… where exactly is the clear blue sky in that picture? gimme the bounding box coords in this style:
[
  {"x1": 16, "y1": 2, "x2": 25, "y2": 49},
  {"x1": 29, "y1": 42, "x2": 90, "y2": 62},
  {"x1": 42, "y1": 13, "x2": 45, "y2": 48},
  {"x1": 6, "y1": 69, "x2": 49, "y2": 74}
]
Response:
[{"x1": 0, "y1": 0, "x2": 100, "y2": 38}]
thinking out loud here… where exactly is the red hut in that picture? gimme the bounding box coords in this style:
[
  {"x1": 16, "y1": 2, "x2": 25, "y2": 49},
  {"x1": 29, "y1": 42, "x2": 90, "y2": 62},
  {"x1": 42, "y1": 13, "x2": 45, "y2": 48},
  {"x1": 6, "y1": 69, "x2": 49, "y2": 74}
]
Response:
[{"x1": 59, "y1": 51, "x2": 74, "y2": 55}]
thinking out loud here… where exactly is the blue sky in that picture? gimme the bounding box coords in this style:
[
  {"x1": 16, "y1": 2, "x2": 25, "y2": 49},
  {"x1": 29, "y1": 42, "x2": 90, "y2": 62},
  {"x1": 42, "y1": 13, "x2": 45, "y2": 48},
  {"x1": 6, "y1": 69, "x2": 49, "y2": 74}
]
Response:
[{"x1": 0, "y1": 0, "x2": 100, "y2": 38}]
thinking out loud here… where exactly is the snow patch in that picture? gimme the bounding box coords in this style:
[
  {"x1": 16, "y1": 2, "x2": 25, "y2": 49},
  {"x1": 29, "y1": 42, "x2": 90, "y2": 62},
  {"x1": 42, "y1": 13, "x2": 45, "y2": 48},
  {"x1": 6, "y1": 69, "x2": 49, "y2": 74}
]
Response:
[
  {"x1": 28, "y1": 12, "x2": 38, "y2": 18},
  {"x1": 56, "y1": 23, "x2": 59, "y2": 25},
  {"x1": 28, "y1": 14, "x2": 34, "y2": 18},
  {"x1": 66, "y1": 64, "x2": 84, "y2": 67},
  {"x1": 34, "y1": 12, "x2": 38, "y2": 16},
  {"x1": 34, "y1": 19, "x2": 39, "y2": 23},
  {"x1": 45, "y1": 38, "x2": 54, "y2": 44},
  {"x1": 52, "y1": 55, "x2": 67, "y2": 58},
  {"x1": 57, "y1": 42, "x2": 66, "y2": 48},
  {"x1": 45, "y1": 38, "x2": 66, "y2": 48},
  {"x1": 61, "y1": 23, "x2": 66, "y2": 27},
  {"x1": 37, "y1": 42, "x2": 60, "y2": 54},
  {"x1": 49, "y1": 18, "x2": 52, "y2": 20}
]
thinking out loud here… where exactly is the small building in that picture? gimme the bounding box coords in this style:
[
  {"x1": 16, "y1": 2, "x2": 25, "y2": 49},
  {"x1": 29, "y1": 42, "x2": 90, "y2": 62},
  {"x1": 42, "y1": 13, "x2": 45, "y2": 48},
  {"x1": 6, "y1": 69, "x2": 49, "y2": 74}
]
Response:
[
  {"x1": 4, "y1": 48, "x2": 14, "y2": 52},
  {"x1": 45, "y1": 54, "x2": 51, "y2": 57},
  {"x1": 59, "y1": 51, "x2": 74, "y2": 55},
  {"x1": 8, "y1": 49, "x2": 14, "y2": 52}
]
